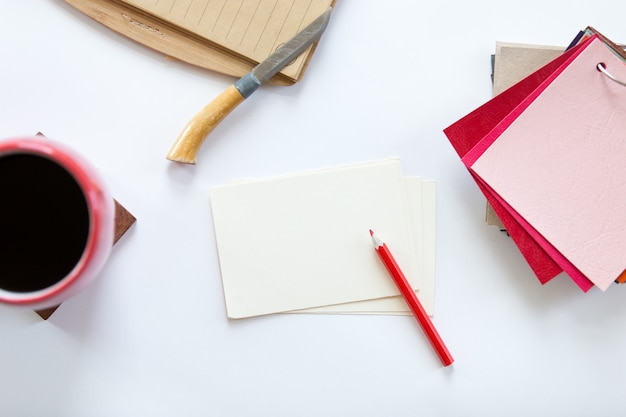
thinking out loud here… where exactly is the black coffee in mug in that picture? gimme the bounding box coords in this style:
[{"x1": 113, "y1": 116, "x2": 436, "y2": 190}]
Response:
[{"x1": 0, "y1": 153, "x2": 90, "y2": 292}]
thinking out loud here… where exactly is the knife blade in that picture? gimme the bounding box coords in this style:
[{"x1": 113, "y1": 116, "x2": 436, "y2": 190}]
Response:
[{"x1": 166, "y1": 7, "x2": 332, "y2": 164}]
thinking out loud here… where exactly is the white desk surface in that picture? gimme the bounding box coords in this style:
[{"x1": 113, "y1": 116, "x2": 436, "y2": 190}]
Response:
[{"x1": 2, "y1": 1, "x2": 626, "y2": 416}]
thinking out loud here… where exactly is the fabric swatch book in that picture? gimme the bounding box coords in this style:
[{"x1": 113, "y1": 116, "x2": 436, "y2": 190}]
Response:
[
  {"x1": 444, "y1": 28, "x2": 626, "y2": 292},
  {"x1": 209, "y1": 159, "x2": 437, "y2": 319},
  {"x1": 65, "y1": 0, "x2": 336, "y2": 85}
]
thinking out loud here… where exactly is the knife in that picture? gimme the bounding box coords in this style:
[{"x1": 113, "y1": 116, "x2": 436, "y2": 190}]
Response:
[{"x1": 166, "y1": 7, "x2": 332, "y2": 164}]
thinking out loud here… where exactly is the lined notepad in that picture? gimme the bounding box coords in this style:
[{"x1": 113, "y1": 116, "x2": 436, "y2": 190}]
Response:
[{"x1": 66, "y1": 0, "x2": 335, "y2": 83}]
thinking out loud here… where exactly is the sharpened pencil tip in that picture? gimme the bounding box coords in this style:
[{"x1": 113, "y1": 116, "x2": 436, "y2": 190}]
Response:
[{"x1": 369, "y1": 229, "x2": 382, "y2": 248}]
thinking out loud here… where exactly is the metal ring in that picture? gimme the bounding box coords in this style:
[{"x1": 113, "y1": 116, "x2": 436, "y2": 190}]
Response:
[{"x1": 597, "y1": 63, "x2": 626, "y2": 87}]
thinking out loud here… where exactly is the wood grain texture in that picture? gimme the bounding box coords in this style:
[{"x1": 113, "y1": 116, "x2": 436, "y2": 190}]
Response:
[{"x1": 64, "y1": 0, "x2": 336, "y2": 85}]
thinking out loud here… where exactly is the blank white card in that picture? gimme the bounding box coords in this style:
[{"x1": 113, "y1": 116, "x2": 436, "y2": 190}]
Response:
[{"x1": 210, "y1": 159, "x2": 436, "y2": 319}]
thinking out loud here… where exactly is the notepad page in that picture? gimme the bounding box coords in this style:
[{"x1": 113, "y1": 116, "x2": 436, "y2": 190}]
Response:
[{"x1": 124, "y1": 0, "x2": 331, "y2": 79}]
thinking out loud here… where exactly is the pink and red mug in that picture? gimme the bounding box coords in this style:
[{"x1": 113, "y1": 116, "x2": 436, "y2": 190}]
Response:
[{"x1": 0, "y1": 136, "x2": 115, "y2": 309}]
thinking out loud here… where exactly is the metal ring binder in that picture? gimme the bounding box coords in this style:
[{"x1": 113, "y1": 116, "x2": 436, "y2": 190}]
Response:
[{"x1": 597, "y1": 63, "x2": 626, "y2": 87}]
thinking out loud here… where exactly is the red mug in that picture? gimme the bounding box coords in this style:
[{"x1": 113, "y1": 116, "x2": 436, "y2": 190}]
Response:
[{"x1": 0, "y1": 136, "x2": 115, "y2": 309}]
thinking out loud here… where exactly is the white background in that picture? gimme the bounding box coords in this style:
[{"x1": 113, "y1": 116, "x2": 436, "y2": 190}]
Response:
[{"x1": 2, "y1": 1, "x2": 626, "y2": 416}]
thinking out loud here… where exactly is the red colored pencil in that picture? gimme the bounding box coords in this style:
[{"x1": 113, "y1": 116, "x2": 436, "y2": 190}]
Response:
[{"x1": 370, "y1": 230, "x2": 454, "y2": 366}]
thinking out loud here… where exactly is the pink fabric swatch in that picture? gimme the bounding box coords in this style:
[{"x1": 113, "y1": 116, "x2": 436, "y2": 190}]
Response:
[
  {"x1": 444, "y1": 40, "x2": 592, "y2": 290},
  {"x1": 469, "y1": 36, "x2": 626, "y2": 291}
]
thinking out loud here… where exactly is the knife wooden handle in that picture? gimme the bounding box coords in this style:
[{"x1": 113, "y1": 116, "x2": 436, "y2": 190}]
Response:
[{"x1": 166, "y1": 84, "x2": 245, "y2": 164}]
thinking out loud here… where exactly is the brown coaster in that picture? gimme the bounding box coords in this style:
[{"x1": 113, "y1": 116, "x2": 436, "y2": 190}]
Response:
[{"x1": 34, "y1": 199, "x2": 136, "y2": 320}]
